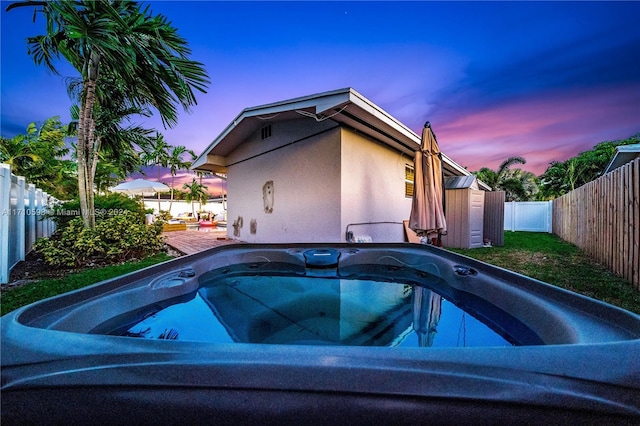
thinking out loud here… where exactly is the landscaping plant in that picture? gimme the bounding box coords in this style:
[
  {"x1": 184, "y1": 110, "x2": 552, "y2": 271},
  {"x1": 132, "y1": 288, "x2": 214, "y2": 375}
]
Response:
[{"x1": 34, "y1": 211, "x2": 164, "y2": 267}]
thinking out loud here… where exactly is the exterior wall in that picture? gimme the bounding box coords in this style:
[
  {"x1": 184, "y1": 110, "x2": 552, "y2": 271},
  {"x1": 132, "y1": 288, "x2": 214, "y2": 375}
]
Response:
[
  {"x1": 226, "y1": 123, "x2": 342, "y2": 243},
  {"x1": 226, "y1": 118, "x2": 337, "y2": 165},
  {"x1": 340, "y1": 128, "x2": 412, "y2": 242}
]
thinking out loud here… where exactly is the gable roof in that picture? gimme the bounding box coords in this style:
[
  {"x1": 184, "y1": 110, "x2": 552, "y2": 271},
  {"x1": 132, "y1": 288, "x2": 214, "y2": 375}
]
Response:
[
  {"x1": 603, "y1": 143, "x2": 640, "y2": 174},
  {"x1": 192, "y1": 87, "x2": 471, "y2": 177}
]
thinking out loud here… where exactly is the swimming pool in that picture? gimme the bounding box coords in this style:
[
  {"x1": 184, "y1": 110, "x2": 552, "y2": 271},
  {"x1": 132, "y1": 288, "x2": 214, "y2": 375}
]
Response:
[{"x1": 2, "y1": 243, "x2": 639, "y2": 423}]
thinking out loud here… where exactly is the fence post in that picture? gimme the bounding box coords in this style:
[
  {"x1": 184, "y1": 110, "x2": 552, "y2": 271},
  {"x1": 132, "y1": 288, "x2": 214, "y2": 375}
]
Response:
[
  {"x1": 15, "y1": 176, "x2": 26, "y2": 263},
  {"x1": 26, "y1": 184, "x2": 36, "y2": 253},
  {"x1": 42, "y1": 192, "x2": 55, "y2": 237},
  {"x1": 35, "y1": 188, "x2": 44, "y2": 239},
  {"x1": 1, "y1": 164, "x2": 11, "y2": 284},
  {"x1": 547, "y1": 200, "x2": 553, "y2": 233}
]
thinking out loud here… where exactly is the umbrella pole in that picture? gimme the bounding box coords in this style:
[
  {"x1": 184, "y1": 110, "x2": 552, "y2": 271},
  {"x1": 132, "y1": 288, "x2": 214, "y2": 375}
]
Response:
[{"x1": 437, "y1": 150, "x2": 446, "y2": 247}]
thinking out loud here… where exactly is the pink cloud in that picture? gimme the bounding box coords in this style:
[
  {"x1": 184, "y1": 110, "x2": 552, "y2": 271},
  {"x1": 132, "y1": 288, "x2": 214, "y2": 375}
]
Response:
[{"x1": 435, "y1": 84, "x2": 639, "y2": 175}]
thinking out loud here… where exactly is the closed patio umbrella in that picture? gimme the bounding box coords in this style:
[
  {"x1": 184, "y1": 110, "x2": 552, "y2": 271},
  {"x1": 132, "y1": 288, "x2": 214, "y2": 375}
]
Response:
[
  {"x1": 408, "y1": 122, "x2": 447, "y2": 242},
  {"x1": 412, "y1": 287, "x2": 442, "y2": 347}
]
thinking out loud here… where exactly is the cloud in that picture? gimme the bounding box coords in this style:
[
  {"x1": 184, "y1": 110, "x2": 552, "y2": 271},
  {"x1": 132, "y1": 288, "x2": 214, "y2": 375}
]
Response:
[{"x1": 435, "y1": 84, "x2": 640, "y2": 175}]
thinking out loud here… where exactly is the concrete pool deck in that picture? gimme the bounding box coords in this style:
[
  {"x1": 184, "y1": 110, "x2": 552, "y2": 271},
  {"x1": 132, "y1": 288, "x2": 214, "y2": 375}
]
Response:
[{"x1": 162, "y1": 228, "x2": 238, "y2": 255}]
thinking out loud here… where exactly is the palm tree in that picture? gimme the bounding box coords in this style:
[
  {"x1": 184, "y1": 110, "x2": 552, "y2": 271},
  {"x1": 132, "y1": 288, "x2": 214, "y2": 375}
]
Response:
[
  {"x1": 141, "y1": 132, "x2": 171, "y2": 211},
  {"x1": 1, "y1": 116, "x2": 73, "y2": 198},
  {"x1": 182, "y1": 179, "x2": 208, "y2": 217},
  {"x1": 474, "y1": 156, "x2": 532, "y2": 201},
  {"x1": 500, "y1": 168, "x2": 540, "y2": 201},
  {"x1": 141, "y1": 133, "x2": 170, "y2": 182},
  {"x1": 167, "y1": 145, "x2": 196, "y2": 213},
  {"x1": 474, "y1": 156, "x2": 526, "y2": 190},
  {"x1": 9, "y1": 0, "x2": 209, "y2": 227},
  {"x1": 0, "y1": 126, "x2": 42, "y2": 175},
  {"x1": 68, "y1": 95, "x2": 153, "y2": 193}
]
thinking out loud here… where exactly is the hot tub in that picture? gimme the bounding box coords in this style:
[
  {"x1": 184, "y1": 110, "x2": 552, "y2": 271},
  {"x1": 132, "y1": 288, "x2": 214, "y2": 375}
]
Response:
[{"x1": 2, "y1": 243, "x2": 639, "y2": 423}]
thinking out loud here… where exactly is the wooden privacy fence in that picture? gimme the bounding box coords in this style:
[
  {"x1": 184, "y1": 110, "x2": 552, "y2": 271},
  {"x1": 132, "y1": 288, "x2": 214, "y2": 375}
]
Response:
[
  {"x1": 553, "y1": 158, "x2": 639, "y2": 289},
  {"x1": 0, "y1": 164, "x2": 57, "y2": 284}
]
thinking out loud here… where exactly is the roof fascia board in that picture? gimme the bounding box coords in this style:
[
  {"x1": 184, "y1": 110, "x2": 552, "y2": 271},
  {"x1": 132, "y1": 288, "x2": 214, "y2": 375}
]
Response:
[
  {"x1": 193, "y1": 88, "x2": 473, "y2": 178},
  {"x1": 348, "y1": 88, "x2": 420, "y2": 143},
  {"x1": 603, "y1": 143, "x2": 640, "y2": 174},
  {"x1": 346, "y1": 89, "x2": 471, "y2": 177},
  {"x1": 193, "y1": 89, "x2": 353, "y2": 170},
  {"x1": 441, "y1": 152, "x2": 471, "y2": 177}
]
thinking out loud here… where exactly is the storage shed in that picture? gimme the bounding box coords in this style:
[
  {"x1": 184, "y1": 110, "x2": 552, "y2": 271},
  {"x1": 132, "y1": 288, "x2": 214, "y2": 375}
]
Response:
[{"x1": 440, "y1": 176, "x2": 485, "y2": 249}]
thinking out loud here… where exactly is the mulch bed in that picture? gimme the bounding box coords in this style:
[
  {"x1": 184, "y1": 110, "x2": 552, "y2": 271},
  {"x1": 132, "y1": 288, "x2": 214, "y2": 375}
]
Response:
[
  {"x1": 3, "y1": 246, "x2": 182, "y2": 293},
  {"x1": 4, "y1": 251, "x2": 76, "y2": 291}
]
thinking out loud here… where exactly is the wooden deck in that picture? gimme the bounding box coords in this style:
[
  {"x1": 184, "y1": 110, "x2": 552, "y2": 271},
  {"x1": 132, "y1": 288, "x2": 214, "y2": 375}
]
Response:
[{"x1": 162, "y1": 228, "x2": 238, "y2": 255}]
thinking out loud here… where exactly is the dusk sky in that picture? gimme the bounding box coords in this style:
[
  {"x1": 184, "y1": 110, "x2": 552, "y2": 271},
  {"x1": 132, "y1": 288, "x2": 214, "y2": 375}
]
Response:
[{"x1": 2, "y1": 1, "x2": 639, "y2": 191}]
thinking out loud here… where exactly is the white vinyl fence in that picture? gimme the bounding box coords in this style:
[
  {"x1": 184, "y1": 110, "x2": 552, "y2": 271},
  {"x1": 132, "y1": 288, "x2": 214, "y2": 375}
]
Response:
[
  {"x1": 504, "y1": 201, "x2": 553, "y2": 233},
  {"x1": 1, "y1": 164, "x2": 57, "y2": 284}
]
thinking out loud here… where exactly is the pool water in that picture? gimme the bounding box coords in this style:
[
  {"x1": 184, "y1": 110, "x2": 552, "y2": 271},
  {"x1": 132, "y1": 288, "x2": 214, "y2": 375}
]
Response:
[{"x1": 113, "y1": 272, "x2": 513, "y2": 348}]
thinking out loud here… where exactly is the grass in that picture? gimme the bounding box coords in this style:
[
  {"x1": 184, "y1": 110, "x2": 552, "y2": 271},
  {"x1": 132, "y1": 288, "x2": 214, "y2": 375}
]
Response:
[
  {"x1": 449, "y1": 232, "x2": 640, "y2": 314},
  {"x1": 1, "y1": 252, "x2": 173, "y2": 316}
]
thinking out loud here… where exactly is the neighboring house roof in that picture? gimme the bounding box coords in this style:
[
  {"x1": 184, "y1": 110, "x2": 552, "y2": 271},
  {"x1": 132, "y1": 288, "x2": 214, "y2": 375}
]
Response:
[
  {"x1": 192, "y1": 88, "x2": 472, "y2": 178},
  {"x1": 603, "y1": 143, "x2": 640, "y2": 174}
]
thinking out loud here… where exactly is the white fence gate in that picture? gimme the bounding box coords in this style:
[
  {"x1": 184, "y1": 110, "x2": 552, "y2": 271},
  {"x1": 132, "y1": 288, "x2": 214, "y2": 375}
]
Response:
[
  {"x1": 1, "y1": 164, "x2": 57, "y2": 284},
  {"x1": 504, "y1": 201, "x2": 553, "y2": 233}
]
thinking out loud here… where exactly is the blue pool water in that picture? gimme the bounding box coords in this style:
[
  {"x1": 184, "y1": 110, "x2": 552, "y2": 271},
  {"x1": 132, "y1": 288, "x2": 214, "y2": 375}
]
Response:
[{"x1": 116, "y1": 273, "x2": 513, "y2": 347}]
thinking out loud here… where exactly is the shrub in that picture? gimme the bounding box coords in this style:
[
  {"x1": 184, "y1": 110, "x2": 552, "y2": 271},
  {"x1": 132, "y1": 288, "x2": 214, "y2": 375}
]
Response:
[
  {"x1": 50, "y1": 193, "x2": 146, "y2": 228},
  {"x1": 34, "y1": 211, "x2": 164, "y2": 267}
]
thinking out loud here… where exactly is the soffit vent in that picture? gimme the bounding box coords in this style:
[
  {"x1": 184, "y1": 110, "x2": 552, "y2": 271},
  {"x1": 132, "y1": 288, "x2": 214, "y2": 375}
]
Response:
[{"x1": 261, "y1": 125, "x2": 272, "y2": 140}]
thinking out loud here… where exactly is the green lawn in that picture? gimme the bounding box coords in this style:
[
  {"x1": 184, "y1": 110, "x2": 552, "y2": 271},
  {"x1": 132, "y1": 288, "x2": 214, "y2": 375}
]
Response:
[
  {"x1": 449, "y1": 232, "x2": 640, "y2": 314},
  {"x1": 1, "y1": 252, "x2": 173, "y2": 316}
]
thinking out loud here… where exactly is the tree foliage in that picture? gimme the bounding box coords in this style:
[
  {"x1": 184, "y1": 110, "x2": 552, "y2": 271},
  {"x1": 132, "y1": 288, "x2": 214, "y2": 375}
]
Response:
[
  {"x1": 0, "y1": 117, "x2": 77, "y2": 199},
  {"x1": 473, "y1": 156, "x2": 539, "y2": 201},
  {"x1": 183, "y1": 178, "x2": 208, "y2": 216},
  {"x1": 51, "y1": 192, "x2": 147, "y2": 228},
  {"x1": 9, "y1": 0, "x2": 210, "y2": 227},
  {"x1": 167, "y1": 145, "x2": 196, "y2": 212},
  {"x1": 539, "y1": 133, "x2": 639, "y2": 199}
]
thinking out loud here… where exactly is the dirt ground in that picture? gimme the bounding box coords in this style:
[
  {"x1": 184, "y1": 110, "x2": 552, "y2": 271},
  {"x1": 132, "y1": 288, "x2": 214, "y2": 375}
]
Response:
[{"x1": 9, "y1": 252, "x2": 72, "y2": 286}]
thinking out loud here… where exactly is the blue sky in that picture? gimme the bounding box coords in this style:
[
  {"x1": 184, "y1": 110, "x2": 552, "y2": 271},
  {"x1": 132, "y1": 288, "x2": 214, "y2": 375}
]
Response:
[{"x1": 2, "y1": 1, "x2": 639, "y2": 185}]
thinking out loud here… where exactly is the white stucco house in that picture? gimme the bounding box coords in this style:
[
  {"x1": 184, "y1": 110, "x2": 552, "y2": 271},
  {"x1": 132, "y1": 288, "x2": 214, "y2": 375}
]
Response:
[{"x1": 192, "y1": 88, "x2": 482, "y2": 244}]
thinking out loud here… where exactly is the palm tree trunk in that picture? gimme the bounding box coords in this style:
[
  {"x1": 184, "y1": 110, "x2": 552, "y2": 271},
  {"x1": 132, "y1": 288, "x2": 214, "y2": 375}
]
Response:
[
  {"x1": 169, "y1": 173, "x2": 175, "y2": 213},
  {"x1": 156, "y1": 158, "x2": 161, "y2": 213},
  {"x1": 77, "y1": 78, "x2": 98, "y2": 228},
  {"x1": 77, "y1": 52, "x2": 101, "y2": 228}
]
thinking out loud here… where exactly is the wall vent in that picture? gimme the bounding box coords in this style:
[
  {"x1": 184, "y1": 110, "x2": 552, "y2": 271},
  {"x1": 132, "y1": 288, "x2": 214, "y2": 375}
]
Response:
[{"x1": 261, "y1": 125, "x2": 272, "y2": 140}]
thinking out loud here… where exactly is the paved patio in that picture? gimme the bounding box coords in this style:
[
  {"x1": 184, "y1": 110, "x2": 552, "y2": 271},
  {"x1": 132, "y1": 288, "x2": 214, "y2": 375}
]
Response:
[{"x1": 162, "y1": 228, "x2": 238, "y2": 255}]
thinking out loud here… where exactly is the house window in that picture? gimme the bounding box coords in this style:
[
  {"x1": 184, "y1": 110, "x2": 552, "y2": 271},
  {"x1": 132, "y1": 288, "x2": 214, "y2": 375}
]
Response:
[
  {"x1": 405, "y1": 165, "x2": 414, "y2": 198},
  {"x1": 261, "y1": 125, "x2": 272, "y2": 139}
]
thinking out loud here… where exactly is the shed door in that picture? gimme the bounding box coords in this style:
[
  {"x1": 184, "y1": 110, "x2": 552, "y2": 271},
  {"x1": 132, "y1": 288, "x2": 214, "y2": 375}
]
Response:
[{"x1": 469, "y1": 190, "x2": 485, "y2": 248}]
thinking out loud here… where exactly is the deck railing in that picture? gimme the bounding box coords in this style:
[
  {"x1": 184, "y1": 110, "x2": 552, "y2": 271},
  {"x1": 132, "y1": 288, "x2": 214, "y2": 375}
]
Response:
[{"x1": 553, "y1": 158, "x2": 639, "y2": 289}]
